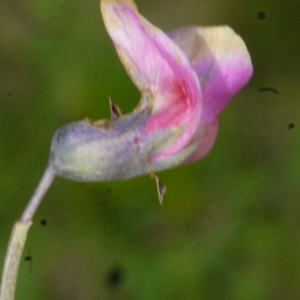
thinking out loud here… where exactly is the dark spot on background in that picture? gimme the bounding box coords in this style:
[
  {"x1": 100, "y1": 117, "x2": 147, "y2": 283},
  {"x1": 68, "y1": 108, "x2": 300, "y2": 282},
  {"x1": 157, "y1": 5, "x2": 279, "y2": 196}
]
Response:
[
  {"x1": 258, "y1": 87, "x2": 279, "y2": 94},
  {"x1": 106, "y1": 266, "x2": 124, "y2": 288},
  {"x1": 40, "y1": 219, "x2": 47, "y2": 226},
  {"x1": 186, "y1": 224, "x2": 191, "y2": 229},
  {"x1": 24, "y1": 248, "x2": 33, "y2": 274},
  {"x1": 24, "y1": 255, "x2": 32, "y2": 262},
  {"x1": 60, "y1": 4, "x2": 64, "y2": 8},
  {"x1": 257, "y1": 11, "x2": 266, "y2": 20},
  {"x1": 7, "y1": 91, "x2": 11, "y2": 96},
  {"x1": 107, "y1": 189, "x2": 111, "y2": 194},
  {"x1": 288, "y1": 123, "x2": 295, "y2": 129}
]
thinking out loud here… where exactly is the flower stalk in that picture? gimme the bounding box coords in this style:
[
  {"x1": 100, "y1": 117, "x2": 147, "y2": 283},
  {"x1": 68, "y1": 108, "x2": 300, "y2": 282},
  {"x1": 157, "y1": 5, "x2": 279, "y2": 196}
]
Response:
[{"x1": 0, "y1": 166, "x2": 55, "y2": 300}]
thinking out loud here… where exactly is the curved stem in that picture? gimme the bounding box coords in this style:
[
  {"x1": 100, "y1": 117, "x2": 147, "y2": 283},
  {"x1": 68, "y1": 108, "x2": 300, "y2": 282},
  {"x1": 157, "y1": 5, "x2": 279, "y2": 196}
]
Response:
[
  {"x1": 20, "y1": 164, "x2": 55, "y2": 223},
  {"x1": 0, "y1": 165, "x2": 56, "y2": 300}
]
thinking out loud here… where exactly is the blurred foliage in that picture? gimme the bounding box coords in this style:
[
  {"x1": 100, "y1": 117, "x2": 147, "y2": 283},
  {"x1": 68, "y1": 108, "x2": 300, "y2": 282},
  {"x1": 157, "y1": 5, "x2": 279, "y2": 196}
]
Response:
[{"x1": 1, "y1": 0, "x2": 300, "y2": 299}]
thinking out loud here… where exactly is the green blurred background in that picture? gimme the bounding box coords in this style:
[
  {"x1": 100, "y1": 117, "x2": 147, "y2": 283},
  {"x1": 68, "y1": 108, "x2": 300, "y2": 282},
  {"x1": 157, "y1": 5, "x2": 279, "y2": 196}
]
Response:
[{"x1": 1, "y1": 0, "x2": 300, "y2": 299}]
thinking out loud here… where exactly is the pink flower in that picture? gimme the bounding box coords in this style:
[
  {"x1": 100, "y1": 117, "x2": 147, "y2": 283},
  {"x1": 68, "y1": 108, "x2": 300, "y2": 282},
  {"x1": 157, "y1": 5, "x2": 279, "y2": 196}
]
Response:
[{"x1": 50, "y1": 0, "x2": 253, "y2": 184}]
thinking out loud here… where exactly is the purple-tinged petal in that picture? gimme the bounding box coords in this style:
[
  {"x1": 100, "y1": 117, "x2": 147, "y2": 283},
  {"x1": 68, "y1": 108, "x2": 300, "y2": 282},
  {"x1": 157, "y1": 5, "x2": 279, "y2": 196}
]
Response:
[
  {"x1": 101, "y1": 0, "x2": 202, "y2": 157},
  {"x1": 169, "y1": 26, "x2": 253, "y2": 125},
  {"x1": 185, "y1": 119, "x2": 219, "y2": 163}
]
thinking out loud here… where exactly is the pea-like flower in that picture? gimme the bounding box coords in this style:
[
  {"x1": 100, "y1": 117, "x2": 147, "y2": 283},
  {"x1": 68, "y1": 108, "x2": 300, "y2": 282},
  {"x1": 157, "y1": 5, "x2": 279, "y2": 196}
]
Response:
[{"x1": 50, "y1": 0, "x2": 253, "y2": 191}]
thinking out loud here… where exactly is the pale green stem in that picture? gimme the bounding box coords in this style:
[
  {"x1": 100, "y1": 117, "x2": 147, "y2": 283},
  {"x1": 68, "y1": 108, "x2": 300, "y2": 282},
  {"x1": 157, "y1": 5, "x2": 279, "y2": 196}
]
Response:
[{"x1": 0, "y1": 165, "x2": 55, "y2": 300}]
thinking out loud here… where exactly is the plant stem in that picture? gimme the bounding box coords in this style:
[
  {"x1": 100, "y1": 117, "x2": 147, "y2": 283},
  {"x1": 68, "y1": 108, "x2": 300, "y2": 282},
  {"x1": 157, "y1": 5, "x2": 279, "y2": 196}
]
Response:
[
  {"x1": 20, "y1": 165, "x2": 55, "y2": 223},
  {"x1": 0, "y1": 222, "x2": 31, "y2": 300},
  {"x1": 0, "y1": 165, "x2": 55, "y2": 300}
]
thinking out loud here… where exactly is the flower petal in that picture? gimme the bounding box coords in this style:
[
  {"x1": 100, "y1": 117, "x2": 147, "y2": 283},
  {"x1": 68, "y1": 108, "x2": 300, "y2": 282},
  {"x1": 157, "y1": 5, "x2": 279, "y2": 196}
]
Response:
[
  {"x1": 101, "y1": 0, "x2": 202, "y2": 155},
  {"x1": 185, "y1": 118, "x2": 219, "y2": 163},
  {"x1": 169, "y1": 26, "x2": 253, "y2": 125}
]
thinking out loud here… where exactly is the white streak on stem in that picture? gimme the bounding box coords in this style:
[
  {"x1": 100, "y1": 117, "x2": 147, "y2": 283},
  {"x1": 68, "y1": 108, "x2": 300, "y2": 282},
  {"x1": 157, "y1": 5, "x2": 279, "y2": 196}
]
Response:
[{"x1": 0, "y1": 222, "x2": 31, "y2": 300}]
